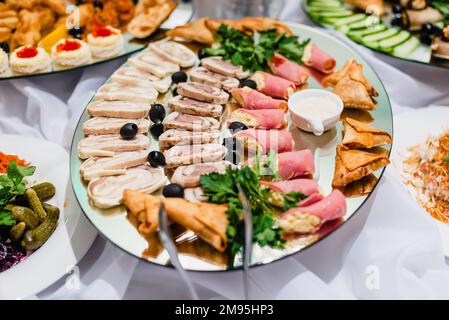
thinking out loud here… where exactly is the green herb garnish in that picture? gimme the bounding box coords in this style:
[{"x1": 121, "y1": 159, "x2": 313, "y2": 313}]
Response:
[
  {"x1": 282, "y1": 191, "x2": 308, "y2": 211},
  {"x1": 0, "y1": 160, "x2": 36, "y2": 226},
  {"x1": 200, "y1": 165, "x2": 285, "y2": 265},
  {"x1": 444, "y1": 155, "x2": 449, "y2": 163},
  {"x1": 205, "y1": 25, "x2": 310, "y2": 72}
]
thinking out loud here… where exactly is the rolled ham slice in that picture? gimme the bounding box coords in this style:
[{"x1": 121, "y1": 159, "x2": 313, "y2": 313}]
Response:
[
  {"x1": 82, "y1": 117, "x2": 151, "y2": 136},
  {"x1": 148, "y1": 40, "x2": 196, "y2": 68},
  {"x1": 298, "y1": 193, "x2": 324, "y2": 207},
  {"x1": 163, "y1": 112, "x2": 220, "y2": 132},
  {"x1": 201, "y1": 56, "x2": 249, "y2": 79},
  {"x1": 171, "y1": 161, "x2": 233, "y2": 188},
  {"x1": 302, "y1": 43, "x2": 336, "y2": 74},
  {"x1": 95, "y1": 83, "x2": 158, "y2": 104},
  {"x1": 234, "y1": 128, "x2": 293, "y2": 154},
  {"x1": 111, "y1": 66, "x2": 172, "y2": 93},
  {"x1": 78, "y1": 134, "x2": 149, "y2": 159},
  {"x1": 164, "y1": 143, "x2": 228, "y2": 169},
  {"x1": 190, "y1": 67, "x2": 240, "y2": 91},
  {"x1": 177, "y1": 82, "x2": 229, "y2": 104},
  {"x1": 228, "y1": 109, "x2": 287, "y2": 130},
  {"x1": 168, "y1": 96, "x2": 223, "y2": 118},
  {"x1": 129, "y1": 51, "x2": 180, "y2": 78},
  {"x1": 277, "y1": 150, "x2": 315, "y2": 180},
  {"x1": 264, "y1": 178, "x2": 319, "y2": 196},
  {"x1": 278, "y1": 190, "x2": 346, "y2": 234},
  {"x1": 79, "y1": 150, "x2": 148, "y2": 180},
  {"x1": 231, "y1": 87, "x2": 287, "y2": 111},
  {"x1": 268, "y1": 53, "x2": 309, "y2": 85},
  {"x1": 87, "y1": 166, "x2": 166, "y2": 209},
  {"x1": 87, "y1": 100, "x2": 150, "y2": 119},
  {"x1": 252, "y1": 71, "x2": 296, "y2": 99}
]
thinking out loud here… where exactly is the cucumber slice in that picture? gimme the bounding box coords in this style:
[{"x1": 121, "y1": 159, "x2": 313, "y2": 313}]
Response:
[
  {"x1": 392, "y1": 36, "x2": 420, "y2": 58},
  {"x1": 347, "y1": 25, "x2": 387, "y2": 41},
  {"x1": 308, "y1": 6, "x2": 347, "y2": 13},
  {"x1": 361, "y1": 28, "x2": 400, "y2": 44},
  {"x1": 378, "y1": 31, "x2": 411, "y2": 52},
  {"x1": 308, "y1": 0, "x2": 343, "y2": 6},
  {"x1": 348, "y1": 18, "x2": 381, "y2": 30},
  {"x1": 336, "y1": 17, "x2": 374, "y2": 34},
  {"x1": 317, "y1": 10, "x2": 353, "y2": 18},
  {"x1": 333, "y1": 14, "x2": 367, "y2": 27}
]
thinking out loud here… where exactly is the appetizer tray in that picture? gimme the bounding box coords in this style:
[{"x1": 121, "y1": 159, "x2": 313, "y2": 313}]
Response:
[
  {"x1": 70, "y1": 22, "x2": 393, "y2": 271},
  {"x1": 0, "y1": 0, "x2": 194, "y2": 80},
  {"x1": 304, "y1": 0, "x2": 449, "y2": 68}
]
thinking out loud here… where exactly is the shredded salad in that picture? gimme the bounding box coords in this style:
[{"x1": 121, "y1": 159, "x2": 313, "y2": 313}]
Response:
[{"x1": 403, "y1": 130, "x2": 449, "y2": 223}]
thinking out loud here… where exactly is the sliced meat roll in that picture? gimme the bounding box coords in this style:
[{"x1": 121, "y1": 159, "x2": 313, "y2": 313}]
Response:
[
  {"x1": 171, "y1": 161, "x2": 232, "y2": 188},
  {"x1": 228, "y1": 109, "x2": 287, "y2": 129},
  {"x1": 234, "y1": 128, "x2": 294, "y2": 154},
  {"x1": 159, "y1": 129, "x2": 220, "y2": 151},
  {"x1": 87, "y1": 100, "x2": 150, "y2": 119},
  {"x1": 163, "y1": 112, "x2": 220, "y2": 132},
  {"x1": 83, "y1": 117, "x2": 151, "y2": 136},
  {"x1": 78, "y1": 134, "x2": 149, "y2": 159},
  {"x1": 87, "y1": 166, "x2": 166, "y2": 209},
  {"x1": 129, "y1": 51, "x2": 180, "y2": 78},
  {"x1": 177, "y1": 82, "x2": 229, "y2": 104},
  {"x1": 79, "y1": 150, "x2": 148, "y2": 180},
  {"x1": 95, "y1": 83, "x2": 158, "y2": 104},
  {"x1": 252, "y1": 71, "x2": 297, "y2": 99},
  {"x1": 232, "y1": 87, "x2": 288, "y2": 110},
  {"x1": 148, "y1": 40, "x2": 196, "y2": 68},
  {"x1": 164, "y1": 143, "x2": 227, "y2": 169},
  {"x1": 190, "y1": 67, "x2": 240, "y2": 91},
  {"x1": 168, "y1": 96, "x2": 223, "y2": 118},
  {"x1": 111, "y1": 66, "x2": 172, "y2": 93},
  {"x1": 201, "y1": 56, "x2": 249, "y2": 79}
]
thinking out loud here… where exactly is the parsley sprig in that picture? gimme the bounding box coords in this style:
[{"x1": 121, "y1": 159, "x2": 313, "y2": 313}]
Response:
[
  {"x1": 0, "y1": 160, "x2": 36, "y2": 226},
  {"x1": 205, "y1": 24, "x2": 310, "y2": 72}
]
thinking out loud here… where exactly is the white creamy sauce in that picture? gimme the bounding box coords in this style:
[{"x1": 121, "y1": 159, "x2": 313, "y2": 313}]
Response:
[{"x1": 292, "y1": 96, "x2": 338, "y2": 119}]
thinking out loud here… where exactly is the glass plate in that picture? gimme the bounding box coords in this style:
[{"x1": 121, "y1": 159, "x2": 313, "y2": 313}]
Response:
[{"x1": 70, "y1": 23, "x2": 393, "y2": 272}]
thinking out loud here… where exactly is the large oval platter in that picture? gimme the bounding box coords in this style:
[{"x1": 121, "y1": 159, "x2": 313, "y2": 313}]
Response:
[
  {"x1": 304, "y1": 0, "x2": 449, "y2": 69},
  {"x1": 70, "y1": 22, "x2": 393, "y2": 271}
]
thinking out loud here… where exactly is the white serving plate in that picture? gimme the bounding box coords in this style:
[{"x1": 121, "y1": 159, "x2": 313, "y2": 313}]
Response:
[{"x1": 0, "y1": 135, "x2": 97, "y2": 299}]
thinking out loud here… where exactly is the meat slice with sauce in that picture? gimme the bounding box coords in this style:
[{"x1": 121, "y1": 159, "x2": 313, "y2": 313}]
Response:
[
  {"x1": 77, "y1": 134, "x2": 149, "y2": 159},
  {"x1": 168, "y1": 96, "x2": 223, "y2": 118},
  {"x1": 177, "y1": 82, "x2": 229, "y2": 104},
  {"x1": 164, "y1": 144, "x2": 227, "y2": 169},
  {"x1": 171, "y1": 161, "x2": 233, "y2": 187},
  {"x1": 201, "y1": 56, "x2": 250, "y2": 79},
  {"x1": 190, "y1": 67, "x2": 240, "y2": 91},
  {"x1": 158, "y1": 129, "x2": 220, "y2": 151},
  {"x1": 163, "y1": 112, "x2": 220, "y2": 131}
]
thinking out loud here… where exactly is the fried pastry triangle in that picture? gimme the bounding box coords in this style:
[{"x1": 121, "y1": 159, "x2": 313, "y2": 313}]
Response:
[
  {"x1": 166, "y1": 17, "x2": 215, "y2": 44},
  {"x1": 342, "y1": 117, "x2": 392, "y2": 148},
  {"x1": 333, "y1": 76, "x2": 376, "y2": 110}
]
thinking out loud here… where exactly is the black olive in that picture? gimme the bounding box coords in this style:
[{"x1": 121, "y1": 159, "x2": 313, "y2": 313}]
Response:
[
  {"x1": 132, "y1": 0, "x2": 139, "y2": 4},
  {"x1": 68, "y1": 26, "x2": 84, "y2": 39},
  {"x1": 75, "y1": 0, "x2": 85, "y2": 5},
  {"x1": 392, "y1": 4, "x2": 403, "y2": 14},
  {"x1": 0, "y1": 42, "x2": 9, "y2": 54},
  {"x1": 171, "y1": 71, "x2": 188, "y2": 84},
  {"x1": 222, "y1": 137, "x2": 242, "y2": 153},
  {"x1": 163, "y1": 183, "x2": 184, "y2": 198},
  {"x1": 172, "y1": 87, "x2": 179, "y2": 97},
  {"x1": 420, "y1": 34, "x2": 432, "y2": 46},
  {"x1": 148, "y1": 151, "x2": 166, "y2": 168},
  {"x1": 421, "y1": 23, "x2": 434, "y2": 35},
  {"x1": 391, "y1": 14, "x2": 403, "y2": 28},
  {"x1": 198, "y1": 48, "x2": 208, "y2": 59},
  {"x1": 93, "y1": 0, "x2": 103, "y2": 9},
  {"x1": 229, "y1": 121, "x2": 248, "y2": 133},
  {"x1": 150, "y1": 123, "x2": 164, "y2": 140},
  {"x1": 240, "y1": 79, "x2": 257, "y2": 89},
  {"x1": 224, "y1": 151, "x2": 241, "y2": 165},
  {"x1": 149, "y1": 104, "x2": 166, "y2": 123},
  {"x1": 120, "y1": 123, "x2": 138, "y2": 140}
]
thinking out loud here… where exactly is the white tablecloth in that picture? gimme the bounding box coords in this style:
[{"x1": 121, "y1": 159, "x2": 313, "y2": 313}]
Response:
[{"x1": 1, "y1": 1, "x2": 449, "y2": 300}]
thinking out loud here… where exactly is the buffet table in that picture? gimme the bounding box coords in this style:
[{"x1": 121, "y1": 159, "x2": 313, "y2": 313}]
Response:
[{"x1": 1, "y1": 1, "x2": 449, "y2": 299}]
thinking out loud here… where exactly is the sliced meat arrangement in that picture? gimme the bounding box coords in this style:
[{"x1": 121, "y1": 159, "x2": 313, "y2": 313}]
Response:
[
  {"x1": 111, "y1": 66, "x2": 172, "y2": 93},
  {"x1": 79, "y1": 150, "x2": 148, "y2": 181},
  {"x1": 164, "y1": 143, "x2": 227, "y2": 169},
  {"x1": 163, "y1": 112, "x2": 220, "y2": 132},
  {"x1": 263, "y1": 178, "x2": 319, "y2": 196},
  {"x1": 177, "y1": 82, "x2": 229, "y2": 104},
  {"x1": 87, "y1": 100, "x2": 151, "y2": 119},
  {"x1": 190, "y1": 67, "x2": 240, "y2": 91},
  {"x1": 83, "y1": 117, "x2": 151, "y2": 136},
  {"x1": 159, "y1": 129, "x2": 220, "y2": 151},
  {"x1": 232, "y1": 87, "x2": 288, "y2": 110},
  {"x1": 252, "y1": 71, "x2": 297, "y2": 99},
  {"x1": 228, "y1": 109, "x2": 287, "y2": 130},
  {"x1": 302, "y1": 43, "x2": 336, "y2": 74},
  {"x1": 88, "y1": 166, "x2": 166, "y2": 209},
  {"x1": 78, "y1": 134, "x2": 150, "y2": 159},
  {"x1": 95, "y1": 83, "x2": 158, "y2": 104},
  {"x1": 201, "y1": 56, "x2": 250, "y2": 79},
  {"x1": 171, "y1": 161, "x2": 232, "y2": 188},
  {"x1": 148, "y1": 40, "x2": 197, "y2": 68},
  {"x1": 129, "y1": 51, "x2": 180, "y2": 78},
  {"x1": 168, "y1": 96, "x2": 223, "y2": 118},
  {"x1": 234, "y1": 128, "x2": 293, "y2": 154},
  {"x1": 268, "y1": 53, "x2": 309, "y2": 85}
]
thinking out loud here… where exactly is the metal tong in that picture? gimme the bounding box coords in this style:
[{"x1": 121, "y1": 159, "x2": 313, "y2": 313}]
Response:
[{"x1": 237, "y1": 184, "x2": 253, "y2": 300}]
